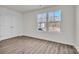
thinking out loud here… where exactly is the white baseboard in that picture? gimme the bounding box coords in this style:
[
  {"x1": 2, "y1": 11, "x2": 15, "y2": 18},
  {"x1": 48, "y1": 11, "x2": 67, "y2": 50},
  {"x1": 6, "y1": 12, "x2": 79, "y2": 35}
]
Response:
[{"x1": 0, "y1": 34, "x2": 23, "y2": 41}]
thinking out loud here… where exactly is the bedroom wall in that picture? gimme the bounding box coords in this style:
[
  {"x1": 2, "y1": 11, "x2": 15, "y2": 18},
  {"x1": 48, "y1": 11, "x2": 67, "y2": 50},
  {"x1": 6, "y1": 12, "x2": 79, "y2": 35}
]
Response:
[
  {"x1": 23, "y1": 5, "x2": 75, "y2": 45},
  {"x1": 75, "y1": 5, "x2": 79, "y2": 51},
  {"x1": 0, "y1": 7, "x2": 24, "y2": 41},
  {"x1": 0, "y1": 5, "x2": 76, "y2": 46}
]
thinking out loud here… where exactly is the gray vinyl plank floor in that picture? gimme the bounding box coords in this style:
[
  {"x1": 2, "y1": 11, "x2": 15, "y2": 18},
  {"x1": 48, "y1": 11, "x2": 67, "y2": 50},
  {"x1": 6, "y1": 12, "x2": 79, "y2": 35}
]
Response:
[{"x1": 0, "y1": 36, "x2": 78, "y2": 54}]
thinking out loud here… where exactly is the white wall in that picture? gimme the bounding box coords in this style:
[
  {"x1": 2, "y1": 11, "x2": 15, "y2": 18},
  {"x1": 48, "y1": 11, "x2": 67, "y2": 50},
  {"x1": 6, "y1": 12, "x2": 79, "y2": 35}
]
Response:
[
  {"x1": 0, "y1": 6, "x2": 76, "y2": 46},
  {"x1": 23, "y1": 5, "x2": 75, "y2": 45},
  {"x1": 75, "y1": 6, "x2": 79, "y2": 51},
  {"x1": 0, "y1": 5, "x2": 78, "y2": 51},
  {"x1": 0, "y1": 7, "x2": 24, "y2": 41}
]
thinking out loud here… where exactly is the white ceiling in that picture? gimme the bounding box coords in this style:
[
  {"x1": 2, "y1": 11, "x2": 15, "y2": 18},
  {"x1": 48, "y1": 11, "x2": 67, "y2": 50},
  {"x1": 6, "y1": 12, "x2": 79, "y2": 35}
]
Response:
[{"x1": 1, "y1": 5, "x2": 51, "y2": 13}]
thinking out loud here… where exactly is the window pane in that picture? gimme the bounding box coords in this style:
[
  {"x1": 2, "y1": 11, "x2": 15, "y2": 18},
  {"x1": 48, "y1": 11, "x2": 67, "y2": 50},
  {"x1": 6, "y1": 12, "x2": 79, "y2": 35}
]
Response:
[
  {"x1": 48, "y1": 22, "x2": 60, "y2": 32},
  {"x1": 54, "y1": 10, "x2": 61, "y2": 21},
  {"x1": 48, "y1": 12, "x2": 54, "y2": 22},
  {"x1": 37, "y1": 13, "x2": 47, "y2": 22},
  {"x1": 38, "y1": 22, "x2": 46, "y2": 31},
  {"x1": 37, "y1": 10, "x2": 61, "y2": 32}
]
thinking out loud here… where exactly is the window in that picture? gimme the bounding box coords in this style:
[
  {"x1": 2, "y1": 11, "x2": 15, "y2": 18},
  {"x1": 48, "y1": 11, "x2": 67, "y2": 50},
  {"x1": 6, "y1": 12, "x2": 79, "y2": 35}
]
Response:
[{"x1": 37, "y1": 10, "x2": 61, "y2": 32}]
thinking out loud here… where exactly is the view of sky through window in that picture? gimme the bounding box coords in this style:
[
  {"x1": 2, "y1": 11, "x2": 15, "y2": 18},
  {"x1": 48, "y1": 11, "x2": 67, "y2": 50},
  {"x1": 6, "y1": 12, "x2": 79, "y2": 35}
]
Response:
[{"x1": 37, "y1": 10, "x2": 61, "y2": 32}]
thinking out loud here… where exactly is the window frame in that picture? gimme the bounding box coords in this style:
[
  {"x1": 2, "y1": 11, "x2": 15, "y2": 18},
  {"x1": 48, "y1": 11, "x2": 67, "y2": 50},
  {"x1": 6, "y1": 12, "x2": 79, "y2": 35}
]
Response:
[{"x1": 37, "y1": 10, "x2": 61, "y2": 32}]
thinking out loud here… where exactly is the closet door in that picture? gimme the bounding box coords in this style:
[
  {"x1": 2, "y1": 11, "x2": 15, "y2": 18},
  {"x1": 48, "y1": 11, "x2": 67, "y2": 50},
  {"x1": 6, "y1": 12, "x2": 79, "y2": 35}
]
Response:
[
  {"x1": 11, "y1": 15, "x2": 18, "y2": 36},
  {"x1": 0, "y1": 13, "x2": 22, "y2": 40},
  {"x1": 0, "y1": 14, "x2": 4, "y2": 39},
  {"x1": 11, "y1": 14, "x2": 23, "y2": 36},
  {"x1": 4, "y1": 14, "x2": 18, "y2": 38},
  {"x1": 0, "y1": 14, "x2": 12, "y2": 40}
]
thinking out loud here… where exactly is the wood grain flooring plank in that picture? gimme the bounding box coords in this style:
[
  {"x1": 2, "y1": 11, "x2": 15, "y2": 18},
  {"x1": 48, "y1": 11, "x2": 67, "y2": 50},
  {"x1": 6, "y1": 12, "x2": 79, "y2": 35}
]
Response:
[{"x1": 0, "y1": 36, "x2": 78, "y2": 54}]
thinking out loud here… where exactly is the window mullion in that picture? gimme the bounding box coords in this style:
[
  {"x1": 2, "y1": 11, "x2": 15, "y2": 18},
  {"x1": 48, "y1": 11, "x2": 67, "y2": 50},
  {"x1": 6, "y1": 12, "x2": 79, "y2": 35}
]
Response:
[{"x1": 46, "y1": 13, "x2": 49, "y2": 31}]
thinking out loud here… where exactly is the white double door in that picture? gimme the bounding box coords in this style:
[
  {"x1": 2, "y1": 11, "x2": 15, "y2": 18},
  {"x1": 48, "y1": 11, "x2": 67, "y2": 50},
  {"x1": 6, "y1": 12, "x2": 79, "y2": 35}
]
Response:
[{"x1": 0, "y1": 14, "x2": 18, "y2": 40}]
